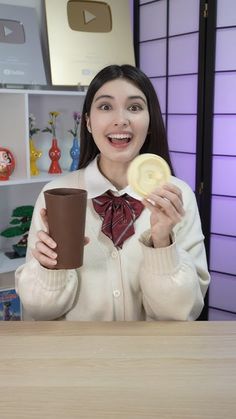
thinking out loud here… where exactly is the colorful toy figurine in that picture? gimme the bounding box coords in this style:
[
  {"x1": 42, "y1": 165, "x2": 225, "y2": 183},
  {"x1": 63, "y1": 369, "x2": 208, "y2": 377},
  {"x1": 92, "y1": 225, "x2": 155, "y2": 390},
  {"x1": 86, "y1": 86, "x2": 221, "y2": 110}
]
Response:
[
  {"x1": 29, "y1": 114, "x2": 42, "y2": 176},
  {"x1": 48, "y1": 138, "x2": 62, "y2": 174},
  {"x1": 30, "y1": 138, "x2": 42, "y2": 176},
  {"x1": 68, "y1": 111, "x2": 81, "y2": 171},
  {"x1": 0, "y1": 147, "x2": 15, "y2": 181},
  {"x1": 42, "y1": 111, "x2": 62, "y2": 174}
]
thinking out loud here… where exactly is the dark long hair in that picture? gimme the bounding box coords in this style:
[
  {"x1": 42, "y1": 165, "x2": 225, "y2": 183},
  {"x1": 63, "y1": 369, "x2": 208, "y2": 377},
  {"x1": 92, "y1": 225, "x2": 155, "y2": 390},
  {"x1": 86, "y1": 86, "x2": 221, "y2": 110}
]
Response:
[{"x1": 79, "y1": 64, "x2": 174, "y2": 174}]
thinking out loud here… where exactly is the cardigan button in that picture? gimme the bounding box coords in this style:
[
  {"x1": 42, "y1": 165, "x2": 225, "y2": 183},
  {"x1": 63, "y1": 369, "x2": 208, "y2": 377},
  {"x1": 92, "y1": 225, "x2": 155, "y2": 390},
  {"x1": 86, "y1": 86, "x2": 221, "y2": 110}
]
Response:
[{"x1": 111, "y1": 249, "x2": 118, "y2": 258}]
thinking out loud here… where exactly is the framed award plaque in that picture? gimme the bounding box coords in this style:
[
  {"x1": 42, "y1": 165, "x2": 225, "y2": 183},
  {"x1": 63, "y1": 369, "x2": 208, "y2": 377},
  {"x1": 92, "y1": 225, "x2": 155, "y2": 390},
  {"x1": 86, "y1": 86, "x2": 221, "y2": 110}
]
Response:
[
  {"x1": 0, "y1": 4, "x2": 46, "y2": 86},
  {"x1": 45, "y1": 0, "x2": 135, "y2": 86}
]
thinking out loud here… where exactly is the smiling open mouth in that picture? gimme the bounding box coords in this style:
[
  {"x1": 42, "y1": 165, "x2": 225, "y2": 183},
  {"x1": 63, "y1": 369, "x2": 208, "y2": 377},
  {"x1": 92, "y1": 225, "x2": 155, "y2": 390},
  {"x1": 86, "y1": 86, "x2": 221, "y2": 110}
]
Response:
[{"x1": 107, "y1": 134, "x2": 132, "y2": 144}]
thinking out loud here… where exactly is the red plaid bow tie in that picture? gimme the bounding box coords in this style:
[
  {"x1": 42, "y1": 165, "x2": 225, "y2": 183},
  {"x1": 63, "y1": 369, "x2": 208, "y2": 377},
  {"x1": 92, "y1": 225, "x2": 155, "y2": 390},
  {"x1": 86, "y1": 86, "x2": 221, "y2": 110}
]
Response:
[{"x1": 92, "y1": 191, "x2": 144, "y2": 248}]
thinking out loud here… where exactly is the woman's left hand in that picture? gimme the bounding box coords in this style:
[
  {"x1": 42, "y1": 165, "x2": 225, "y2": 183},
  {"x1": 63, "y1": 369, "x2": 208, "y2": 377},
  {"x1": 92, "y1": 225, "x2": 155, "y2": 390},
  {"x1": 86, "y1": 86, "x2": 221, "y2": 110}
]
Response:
[{"x1": 143, "y1": 183, "x2": 185, "y2": 248}]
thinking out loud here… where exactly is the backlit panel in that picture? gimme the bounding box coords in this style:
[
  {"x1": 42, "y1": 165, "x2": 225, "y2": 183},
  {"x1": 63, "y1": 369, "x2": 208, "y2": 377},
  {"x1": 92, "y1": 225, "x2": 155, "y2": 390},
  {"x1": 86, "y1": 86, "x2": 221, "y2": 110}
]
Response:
[
  {"x1": 139, "y1": 39, "x2": 166, "y2": 77},
  {"x1": 140, "y1": 0, "x2": 166, "y2": 41},
  {"x1": 168, "y1": 115, "x2": 197, "y2": 153},
  {"x1": 209, "y1": 0, "x2": 236, "y2": 319},
  {"x1": 211, "y1": 196, "x2": 236, "y2": 236}
]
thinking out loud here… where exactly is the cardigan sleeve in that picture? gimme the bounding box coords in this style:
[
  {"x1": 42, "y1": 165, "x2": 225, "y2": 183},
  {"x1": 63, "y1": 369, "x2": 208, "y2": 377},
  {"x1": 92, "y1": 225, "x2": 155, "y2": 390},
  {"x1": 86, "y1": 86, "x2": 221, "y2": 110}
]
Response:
[
  {"x1": 139, "y1": 182, "x2": 210, "y2": 321},
  {"x1": 15, "y1": 260, "x2": 78, "y2": 320}
]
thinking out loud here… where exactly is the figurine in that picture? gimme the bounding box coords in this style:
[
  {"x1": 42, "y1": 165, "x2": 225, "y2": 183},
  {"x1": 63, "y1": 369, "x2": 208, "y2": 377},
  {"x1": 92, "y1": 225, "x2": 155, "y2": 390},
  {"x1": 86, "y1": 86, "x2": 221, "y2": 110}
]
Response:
[
  {"x1": 30, "y1": 138, "x2": 42, "y2": 176},
  {"x1": 29, "y1": 113, "x2": 42, "y2": 176},
  {"x1": 42, "y1": 111, "x2": 62, "y2": 174},
  {"x1": 0, "y1": 147, "x2": 15, "y2": 181},
  {"x1": 68, "y1": 112, "x2": 81, "y2": 171}
]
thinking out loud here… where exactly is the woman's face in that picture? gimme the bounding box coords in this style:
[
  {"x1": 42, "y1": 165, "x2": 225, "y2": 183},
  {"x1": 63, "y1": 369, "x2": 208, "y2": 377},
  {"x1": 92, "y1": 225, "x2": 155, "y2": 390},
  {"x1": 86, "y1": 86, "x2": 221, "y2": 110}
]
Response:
[{"x1": 86, "y1": 78, "x2": 150, "y2": 166}]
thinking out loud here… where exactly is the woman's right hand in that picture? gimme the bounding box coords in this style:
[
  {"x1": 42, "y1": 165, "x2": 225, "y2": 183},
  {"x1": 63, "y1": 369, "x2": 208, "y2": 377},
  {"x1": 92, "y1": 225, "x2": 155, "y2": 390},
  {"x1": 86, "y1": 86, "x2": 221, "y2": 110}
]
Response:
[
  {"x1": 31, "y1": 208, "x2": 58, "y2": 269},
  {"x1": 31, "y1": 208, "x2": 89, "y2": 269}
]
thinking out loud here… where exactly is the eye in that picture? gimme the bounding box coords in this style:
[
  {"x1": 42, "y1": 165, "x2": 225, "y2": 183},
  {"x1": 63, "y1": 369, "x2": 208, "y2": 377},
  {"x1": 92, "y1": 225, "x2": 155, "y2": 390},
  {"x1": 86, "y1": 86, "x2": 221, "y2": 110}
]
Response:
[
  {"x1": 98, "y1": 103, "x2": 112, "y2": 111},
  {"x1": 128, "y1": 104, "x2": 143, "y2": 112}
]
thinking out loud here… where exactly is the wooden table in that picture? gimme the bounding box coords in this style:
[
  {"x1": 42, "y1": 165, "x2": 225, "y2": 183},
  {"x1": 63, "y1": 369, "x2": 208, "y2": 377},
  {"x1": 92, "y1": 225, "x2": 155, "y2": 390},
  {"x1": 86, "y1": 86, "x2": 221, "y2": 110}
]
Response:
[{"x1": 0, "y1": 321, "x2": 236, "y2": 418}]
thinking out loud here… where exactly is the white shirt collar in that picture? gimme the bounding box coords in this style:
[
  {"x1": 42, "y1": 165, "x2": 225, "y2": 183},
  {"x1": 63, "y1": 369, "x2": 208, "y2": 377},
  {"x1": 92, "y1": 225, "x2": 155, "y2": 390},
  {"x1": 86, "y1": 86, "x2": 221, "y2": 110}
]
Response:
[{"x1": 84, "y1": 155, "x2": 142, "y2": 201}]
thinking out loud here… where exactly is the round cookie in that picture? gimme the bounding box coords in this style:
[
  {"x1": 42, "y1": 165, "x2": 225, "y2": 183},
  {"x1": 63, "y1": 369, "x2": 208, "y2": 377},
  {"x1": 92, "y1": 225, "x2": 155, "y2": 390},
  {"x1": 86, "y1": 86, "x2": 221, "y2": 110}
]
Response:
[{"x1": 127, "y1": 153, "x2": 171, "y2": 197}]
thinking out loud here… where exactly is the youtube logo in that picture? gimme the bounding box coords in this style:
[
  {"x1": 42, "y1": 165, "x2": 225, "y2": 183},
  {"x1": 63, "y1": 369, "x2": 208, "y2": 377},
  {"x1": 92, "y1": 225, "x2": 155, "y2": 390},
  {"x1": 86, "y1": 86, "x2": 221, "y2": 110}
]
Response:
[
  {"x1": 67, "y1": 0, "x2": 112, "y2": 33},
  {"x1": 0, "y1": 19, "x2": 25, "y2": 44}
]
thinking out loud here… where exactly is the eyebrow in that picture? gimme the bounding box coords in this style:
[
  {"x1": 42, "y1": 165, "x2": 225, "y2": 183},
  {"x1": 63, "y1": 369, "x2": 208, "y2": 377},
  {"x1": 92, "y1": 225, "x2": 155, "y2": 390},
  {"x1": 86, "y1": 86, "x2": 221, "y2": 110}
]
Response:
[{"x1": 94, "y1": 94, "x2": 147, "y2": 104}]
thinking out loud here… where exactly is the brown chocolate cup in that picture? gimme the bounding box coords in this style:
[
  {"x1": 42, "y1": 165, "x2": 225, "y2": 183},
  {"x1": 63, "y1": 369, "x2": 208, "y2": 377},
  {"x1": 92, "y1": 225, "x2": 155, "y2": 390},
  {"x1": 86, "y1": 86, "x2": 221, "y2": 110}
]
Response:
[{"x1": 44, "y1": 188, "x2": 87, "y2": 269}]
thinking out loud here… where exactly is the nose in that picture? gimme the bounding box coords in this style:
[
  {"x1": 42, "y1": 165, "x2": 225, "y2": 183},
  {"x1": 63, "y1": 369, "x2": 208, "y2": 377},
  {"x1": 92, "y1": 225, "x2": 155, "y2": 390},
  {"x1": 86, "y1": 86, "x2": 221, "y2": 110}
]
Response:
[{"x1": 113, "y1": 110, "x2": 129, "y2": 127}]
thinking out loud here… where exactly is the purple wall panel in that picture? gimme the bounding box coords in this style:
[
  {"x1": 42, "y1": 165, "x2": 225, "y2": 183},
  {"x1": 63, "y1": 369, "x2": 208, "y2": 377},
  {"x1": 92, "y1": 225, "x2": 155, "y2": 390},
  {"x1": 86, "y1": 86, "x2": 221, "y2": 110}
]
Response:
[
  {"x1": 168, "y1": 115, "x2": 196, "y2": 153},
  {"x1": 209, "y1": 1, "x2": 236, "y2": 319},
  {"x1": 211, "y1": 196, "x2": 236, "y2": 236},
  {"x1": 214, "y1": 72, "x2": 236, "y2": 114},
  {"x1": 139, "y1": 40, "x2": 166, "y2": 77},
  {"x1": 169, "y1": 0, "x2": 199, "y2": 36},
  {"x1": 170, "y1": 152, "x2": 196, "y2": 190},
  {"x1": 212, "y1": 156, "x2": 236, "y2": 196},
  {"x1": 140, "y1": 1, "x2": 166, "y2": 41},
  {"x1": 168, "y1": 75, "x2": 198, "y2": 114},
  {"x1": 210, "y1": 235, "x2": 236, "y2": 275},
  {"x1": 217, "y1": 0, "x2": 236, "y2": 27},
  {"x1": 213, "y1": 115, "x2": 236, "y2": 155},
  {"x1": 169, "y1": 33, "x2": 199, "y2": 75},
  {"x1": 209, "y1": 272, "x2": 236, "y2": 312},
  {"x1": 215, "y1": 28, "x2": 236, "y2": 71},
  {"x1": 151, "y1": 77, "x2": 166, "y2": 113},
  {"x1": 208, "y1": 308, "x2": 236, "y2": 320}
]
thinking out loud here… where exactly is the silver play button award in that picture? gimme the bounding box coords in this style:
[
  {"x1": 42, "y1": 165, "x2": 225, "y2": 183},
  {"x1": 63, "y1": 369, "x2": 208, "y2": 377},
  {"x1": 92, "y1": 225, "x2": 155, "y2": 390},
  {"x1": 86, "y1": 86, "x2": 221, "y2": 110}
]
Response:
[
  {"x1": 0, "y1": 19, "x2": 25, "y2": 44},
  {"x1": 0, "y1": 4, "x2": 46, "y2": 85}
]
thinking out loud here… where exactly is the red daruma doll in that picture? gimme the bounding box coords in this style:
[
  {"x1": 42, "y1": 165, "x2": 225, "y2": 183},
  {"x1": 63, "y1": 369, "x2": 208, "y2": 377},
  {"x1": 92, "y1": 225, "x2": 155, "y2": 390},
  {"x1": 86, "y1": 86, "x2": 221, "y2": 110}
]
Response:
[{"x1": 0, "y1": 148, "x2": 15, "y2": 181}]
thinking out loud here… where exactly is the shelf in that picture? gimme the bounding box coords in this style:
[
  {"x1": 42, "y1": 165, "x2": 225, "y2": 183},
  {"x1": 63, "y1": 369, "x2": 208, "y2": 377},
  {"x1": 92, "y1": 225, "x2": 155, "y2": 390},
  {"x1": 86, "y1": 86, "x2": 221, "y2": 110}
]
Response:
[
  {"x1": 0, "y1": 171, "x2": 70, "y2": 186},
  {"x1": 0, "y1": 252, "x2": 25, "y2": 274},
  {"x1": 30, "y1": 171, "x2": 70, "y2": 183},
  {"x1": 0, "y1": 87, "x2": 86, "y2": 96},
  {"x1": 0, "y1": 87, "x2": 85, "y2": 277}
]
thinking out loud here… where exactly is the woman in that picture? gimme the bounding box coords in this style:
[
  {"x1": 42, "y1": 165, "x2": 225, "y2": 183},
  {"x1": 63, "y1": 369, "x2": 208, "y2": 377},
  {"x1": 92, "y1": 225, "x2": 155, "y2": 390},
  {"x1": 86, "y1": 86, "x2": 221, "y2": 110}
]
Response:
[{"x1": 15, "y1": 64, "x2": 210, "y2": 321}]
